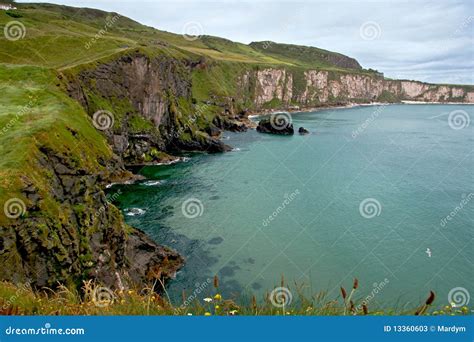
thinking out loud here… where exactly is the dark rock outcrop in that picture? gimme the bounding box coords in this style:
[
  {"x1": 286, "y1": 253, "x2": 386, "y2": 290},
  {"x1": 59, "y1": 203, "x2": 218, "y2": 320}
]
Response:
[
  {"x1": 256, "y1": 115, "x2": 294, "y2": 135},
  {"x1": 298, "y1": 127, "x2": 310, "y2": 135}
]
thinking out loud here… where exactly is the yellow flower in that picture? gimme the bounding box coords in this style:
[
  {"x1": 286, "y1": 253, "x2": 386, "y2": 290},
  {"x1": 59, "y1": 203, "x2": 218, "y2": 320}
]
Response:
[
  {"x1": 204, "y1": 312, "x2": 211, "y2": 316},
  {"x1": 215, "y1": 305, "x2": 220, "y2": 310},
  {"x1": 213, "y1": 294, "x2": 222, "y2": 300}
]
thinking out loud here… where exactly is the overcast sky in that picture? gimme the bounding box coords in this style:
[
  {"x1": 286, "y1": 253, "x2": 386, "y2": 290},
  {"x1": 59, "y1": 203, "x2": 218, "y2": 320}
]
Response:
[{"x1": 20, "y1": 0, "x2": 474, "y2": 84}]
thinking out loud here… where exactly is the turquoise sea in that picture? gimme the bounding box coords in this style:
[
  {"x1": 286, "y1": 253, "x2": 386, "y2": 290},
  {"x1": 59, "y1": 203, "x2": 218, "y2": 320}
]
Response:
[{"x1": 110, "y1": 104, "x2": 473, "y2": 310}]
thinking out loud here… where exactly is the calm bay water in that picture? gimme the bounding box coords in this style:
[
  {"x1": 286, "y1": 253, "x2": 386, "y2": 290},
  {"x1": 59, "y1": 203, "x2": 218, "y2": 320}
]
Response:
[{"x1": 111, "y1": 104, "x2": 473, "y2": 309}]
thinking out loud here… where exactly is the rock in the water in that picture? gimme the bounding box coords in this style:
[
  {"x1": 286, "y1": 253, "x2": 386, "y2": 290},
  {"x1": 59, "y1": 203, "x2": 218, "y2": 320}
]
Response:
[
  {"x1": 256, "y1": 114, "x2": 294, "y2": 135},
  {"x1": 298, "y1": 127, "x2": 310, "y2": 134}
]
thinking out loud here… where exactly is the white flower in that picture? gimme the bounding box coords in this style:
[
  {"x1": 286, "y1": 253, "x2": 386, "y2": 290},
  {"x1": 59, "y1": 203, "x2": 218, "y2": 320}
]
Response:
[
  {"x1": 187, "y1": 313, "x2": 193, "y2": 316},
  {"x1": 203, "y1": 297, "x2": 213, "y2": 303}
]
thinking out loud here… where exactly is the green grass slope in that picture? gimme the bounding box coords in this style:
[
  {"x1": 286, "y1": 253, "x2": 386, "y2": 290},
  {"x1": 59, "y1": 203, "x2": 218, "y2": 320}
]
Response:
[
  {"x1": 0, "y1": 63, "x2": 112, "y2": 226},
  {"x1": 0, "y1": 2, "x2": 367, "y2": 72}
]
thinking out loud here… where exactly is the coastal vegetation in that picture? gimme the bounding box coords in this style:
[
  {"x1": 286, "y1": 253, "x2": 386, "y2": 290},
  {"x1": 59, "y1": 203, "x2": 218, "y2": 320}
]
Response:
[{"x1": 0, "y1": 277, "x2": 470, "y2": 316}]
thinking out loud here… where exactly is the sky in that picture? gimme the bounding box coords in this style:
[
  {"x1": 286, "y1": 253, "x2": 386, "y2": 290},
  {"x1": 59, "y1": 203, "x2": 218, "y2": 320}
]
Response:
[{"x1": 20, "y1": 0, "x2": 474, "y2": 84}]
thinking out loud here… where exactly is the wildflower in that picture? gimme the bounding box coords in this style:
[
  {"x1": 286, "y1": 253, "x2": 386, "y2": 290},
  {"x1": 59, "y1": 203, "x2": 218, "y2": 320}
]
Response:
[
  {"x1": 203, "y1": 297, "x2": 212, "y2": 303},
  {"x1": 213, "y1": 294, "x2": 222, "y2": 301},
  {"x1": 229, "y1": 310, "x2": 238, "y2": 315},
  {"x1": 187, "y1": 313, "x2": 193, "y2": 316},
  {"x1": 215, "y1": 305, "x2": 220, "y2": 310},
  {"x1": 204, "y1": 312, "x2": 211, "y2": 316}
]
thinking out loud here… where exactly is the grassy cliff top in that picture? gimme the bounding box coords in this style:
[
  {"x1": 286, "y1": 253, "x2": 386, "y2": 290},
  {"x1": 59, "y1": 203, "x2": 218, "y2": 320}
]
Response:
[{"x1": 0, "y1": 2, "x2": 368, "y2": 73}]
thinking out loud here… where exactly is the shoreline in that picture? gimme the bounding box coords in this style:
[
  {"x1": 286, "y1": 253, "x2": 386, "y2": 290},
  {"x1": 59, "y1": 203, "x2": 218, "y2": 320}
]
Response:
[{"x1": 248, "y1": 100, "x2": 473, "y2": 120}]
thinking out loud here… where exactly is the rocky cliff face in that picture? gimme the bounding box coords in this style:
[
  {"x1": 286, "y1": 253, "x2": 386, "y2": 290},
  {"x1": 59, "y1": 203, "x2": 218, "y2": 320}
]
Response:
[
  {"x1": 65, "y1": 51, "x2": 231, "y2": 166},
  {"x1": 0, "y1": 133, "x2": 183, "y2": 291},
  {"x1": 244, "y1": 68, "x2": 473, "y2": 109}
]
